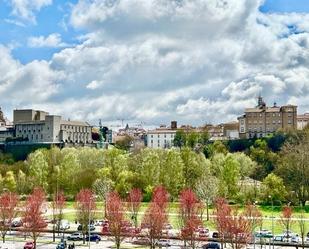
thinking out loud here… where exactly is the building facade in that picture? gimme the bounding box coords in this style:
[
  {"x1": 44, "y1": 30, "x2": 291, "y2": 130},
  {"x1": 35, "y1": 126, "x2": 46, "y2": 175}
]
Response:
[
  {"x1": 238, "y1": 97, "x2": 297, "y2": 138},
  {"x1": 147, "y1": 122, "x2": 178, "y2": 149},
  {"x1": 297, "y1": 113, "x2": 309, "y2": 130},
  {"x1": 13, "y1": 109, "x2": 92, "y2": 144}
]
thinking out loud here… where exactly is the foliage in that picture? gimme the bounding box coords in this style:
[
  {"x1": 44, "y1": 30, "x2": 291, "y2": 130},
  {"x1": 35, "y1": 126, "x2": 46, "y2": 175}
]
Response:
[
  {"x1": 75, "y1": 189, "x2": 96, "y2": 243},
  {"x1": 22, "y1": 187, "x2": 47, "y2": 249},
  {"x1": 106, "y1": 192, "x2": 127, "y2": 249},
  {"x1": 127, "y1": 188, "x2": 143, "y2": 229},
  {"x1": 0, "y1": 192, "x2": 19, "y2": 243},
  {"x1": 261, "y1": 173, "x2": 287, "y2": 204}
]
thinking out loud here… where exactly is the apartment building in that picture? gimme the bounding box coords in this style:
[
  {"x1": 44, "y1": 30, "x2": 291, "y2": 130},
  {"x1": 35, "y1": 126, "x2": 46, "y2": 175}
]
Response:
[
  {"x1": 238, "y1": 97, "x2": 297, "y2": 139},
  {"x1": 297, "y1": 113, "x2": 309, "y2": 130},
  {"x1": 147, "y1": 121, "x2": 177, "y2": 149}
]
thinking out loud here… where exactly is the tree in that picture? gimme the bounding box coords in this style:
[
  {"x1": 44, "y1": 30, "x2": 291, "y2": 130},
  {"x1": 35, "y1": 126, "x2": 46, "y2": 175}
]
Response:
[
  {"x1": 280, "y1": 206, "x2": 293, "y2": 238},
  {"x1": 142, "y1": 186, "x2": 169, "y2": 249},
  {"x1": 297, "y1": 210, "x2": 306, "y2": 249},
  {"x1": 22, "y1": 187, "x2": 47, "y2": 249},
  {"x1": 127, "y1": 188, "x2": 143, "y2": 230},
  {"x1": 51, "y1": 190, "x2": 66, "y2": 242},
  {"x1": 93, "y1": 177, "x2": 113, "y2": 218},
  {"x1": 243, "y1": 203, "x2": 262, "y2": 249},
  {"x1": 106, "y1": 192, "x2": 127, "y2": 249},
  {"x1": 114, "y1": 135, "x2": 133, "y2": 151},
  {"x1": 173, "y1": 130, "x2": 187, "y2": 148},
  {"x1": 196, "y1": 176, "x2": 218, "y2": 221},
  {"x1": 3, "y1": 171, "x2": 16, "y2": 192},
  {"x1": 261, "y1": 173, "x2": 286, "y2": 204},
  {"x1": 214, "y1": 198, "x2": 252, "y2": 249},
  {"x1": 276, "y1": 137, "x2": 309, "y2": 206},
  {"x1": 0, "y1": 192, "x2": 19, "y2": 243},
  {"x1": 178, "y1": 189, "x2": 202, "y2": 249},
  {"x1": 27, "y1": 150, "x2": 49, "y2": 191},
  {"x1": 75, "y1": 189, "x2": 96, "y2": 243},
  {"x1": 143, "y1": 203, "x2": 167, "y2": 249}
]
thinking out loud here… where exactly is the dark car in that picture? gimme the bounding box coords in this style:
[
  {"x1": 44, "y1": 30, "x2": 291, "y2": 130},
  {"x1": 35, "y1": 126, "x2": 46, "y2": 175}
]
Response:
[
  {"x1": 212, "y1": 232, "x2": 220, "y2": 238},
  {"x1": 202, "y1": 242, "x2": 221, "y2": 249},
  {"x1": 56, "y1": 242, "x2": 67, "y2": 249},
  {"x1": 77, "y1": 224, "x2": 95, "y2": 231},
  {"x1": 86, "y1": 234, "x2": 101, "y2": 242}
]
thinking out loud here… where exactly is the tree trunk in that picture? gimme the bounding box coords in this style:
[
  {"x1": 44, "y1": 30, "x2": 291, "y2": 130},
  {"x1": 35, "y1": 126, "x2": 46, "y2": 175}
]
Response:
[
  {"x1": 53, "y1": 224, "x2": 55, "y2": 242},
  {"x1": 2, "y1": 234, "x2": 5, "y2": 243},
  {"x1": 206, "y1": 200, "x2": 209, "y2": 221}
]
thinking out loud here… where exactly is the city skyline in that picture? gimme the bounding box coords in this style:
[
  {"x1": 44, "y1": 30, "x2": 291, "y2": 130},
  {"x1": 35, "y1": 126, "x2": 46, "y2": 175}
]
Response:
[{"x1": 1, "y1": 0, "x2": 309, "y2": 126}]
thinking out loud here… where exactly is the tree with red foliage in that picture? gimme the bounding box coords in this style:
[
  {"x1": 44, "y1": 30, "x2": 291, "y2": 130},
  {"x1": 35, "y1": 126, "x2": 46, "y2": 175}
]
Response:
[
  {"x1": 127, "y1": 188, "x2": 142, "y2": 230},
  {"x1": 22, "y1": 187, "x2": 47, "y2": 249},
  {"x1": 0, "y1": 192, "x2": 19, "y2": 243},
  {"x1": 75, "y1": 189, "x2": 96, "y2": 244},
  {"x1": 152, "y1": 186, "x2": 169, "y2": 210},
  {"x1": 214, "y1": 198, "x2": 252, "y2": 249},
  {"x1": 243, "y1": 203, "x2": 262, "y2": 249},
  {"x1": 106, "y1": 192, "x2": 127, "y2": 249},
  {"x1": 142, "y1": 186, "x2": 169, "y2": 249},
  {"x1": 143, "y1": 202, "x2": 168, "y2": 249},
  {"x1": 51, "y1": 190, "x2": 66, "y2": 241},
  {"x1": 178, "y1": 189, "x2": 202, "y2": 249},
  {"x1": 280, "y1": 205, "x2": 293, "y2": 238}
]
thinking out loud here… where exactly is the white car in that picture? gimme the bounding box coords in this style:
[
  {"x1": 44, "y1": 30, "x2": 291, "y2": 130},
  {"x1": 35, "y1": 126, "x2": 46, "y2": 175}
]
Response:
[
  {"x1": 156, "y1": 239, "x2": 171, "y2": 247},
  {"x1": 291, "y1": 235, "x2": 300, "y2": 243},
  {"x1": 58, "y1": 219, "x2": 70, "y2": 230}
]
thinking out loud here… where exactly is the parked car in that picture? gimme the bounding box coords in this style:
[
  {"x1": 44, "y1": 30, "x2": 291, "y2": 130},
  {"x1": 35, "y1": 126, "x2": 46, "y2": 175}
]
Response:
[
  {"x1": 11, "y1": 218, "x2": 22, "y2": 227},
  {"x1": 202, "y1": 242, "x2": 221, "y2": 249},
  {"x1": 86, "y1": 233, "x2": 101, "y2": 242},
  {"x1": 24, "y1": 241, "x2": 35, "y2": 249},
  {"x1": 77, "y1": 224, "x2": 95, "y2": 231},
  {"x1": 273, "y1": 235, "x2": 290, "y2": 242},
  {"x1": 132, "y1": 237, "x2": 150, "y2": 245},
  {"x1": 212, "y1": 231, "x2": 219, "y2": 238},
  {"x1": 291, "y1": 235, "x2": 300, "y2": 243},
  {"x1": 199, "y1": 228, "x2": 210, "y2": 238},
  {"x1": 156, "y1": 239, "x2": 171, "y2": 247},
  {"x1": 57, "y1": 220, "x2": 70, "y2": 230},
  {"x1": 67, "y1": 232, "x2": 83, "y2": 241},
  {"x1": 56, "y1": 242, "x2": 67, "y2": 249},
  {"x1": 255, "y1": 229, "x2": 273, "y2": 238}
]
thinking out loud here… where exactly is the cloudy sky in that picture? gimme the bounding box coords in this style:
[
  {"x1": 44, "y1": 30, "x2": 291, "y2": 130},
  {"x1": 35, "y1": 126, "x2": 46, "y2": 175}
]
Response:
[{"x1": 1, "y1": 0, "x2": 309, "y2": 127}]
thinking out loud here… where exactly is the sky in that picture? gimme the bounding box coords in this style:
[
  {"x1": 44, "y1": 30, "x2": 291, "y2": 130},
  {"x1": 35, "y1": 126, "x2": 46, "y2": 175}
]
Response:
[{"x1": 1, "y1": 0, "x2": 309, "y2": 127}]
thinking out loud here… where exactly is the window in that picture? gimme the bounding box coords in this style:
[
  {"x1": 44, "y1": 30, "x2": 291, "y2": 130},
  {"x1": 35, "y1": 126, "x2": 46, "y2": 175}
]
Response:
[
  {"x1": 151, "y1": 135, "x2": 153, "y2": 138},
  {"x1": 288, "y1": 120, "x2": 292, "y2": 124},
  {"x1": 41, "y1": 134, "x2": 43, "y2": 139},
  {"x1": 241, "y1": 120, "x2": 244, "y2": 125},
  {"x1": 241, "y1": 128, "x2": 244, "y2": 132}
]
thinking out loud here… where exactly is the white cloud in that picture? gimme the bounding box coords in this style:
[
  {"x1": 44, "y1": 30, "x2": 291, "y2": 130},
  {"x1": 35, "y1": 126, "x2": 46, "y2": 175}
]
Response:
[
  {"x1": 3, "y1": 0, "x2": 309, "y2": 126},
  {"x1": 27, "y1": 33, "x2": 66, "y2": 48},
  {"x1": 9, "y1": 0, "x2": 52, "y2": 24}
]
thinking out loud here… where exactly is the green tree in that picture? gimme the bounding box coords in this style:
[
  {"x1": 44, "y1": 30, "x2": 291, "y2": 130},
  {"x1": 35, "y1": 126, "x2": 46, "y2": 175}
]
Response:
[
  {"x1": 181, "y1": 147, "x2": 206, "y2": 190},
  {"x1": 276, "y1": 135, "x2": 309, "y2": 206},
  {"x1": 173, "y1": 130, "x2": 187, "y2": 148},
  {"x1": 261, "y1": 173, "x2": 287, "y2": 204},
  {"x1": 27, "y1": 150, "x2": 49, "y2": 191},
  {"x1": 3, "y1": 171, "x2": 16, "y2": 192}
]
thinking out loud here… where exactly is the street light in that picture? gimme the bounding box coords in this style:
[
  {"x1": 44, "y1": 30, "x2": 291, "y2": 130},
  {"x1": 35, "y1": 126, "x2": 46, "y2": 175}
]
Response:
[{"x1": 268, "y1": 195, "x2": 274, "y2": 249}]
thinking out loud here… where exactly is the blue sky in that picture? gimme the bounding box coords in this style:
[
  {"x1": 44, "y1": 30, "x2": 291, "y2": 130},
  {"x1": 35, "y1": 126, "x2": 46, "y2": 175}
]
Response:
[
  {"x1": 1, "y1": 0, "x2": 309, "y2": 125},
  {"x1": 261, "y1": 0, "x2": 309, "y2": 13}
]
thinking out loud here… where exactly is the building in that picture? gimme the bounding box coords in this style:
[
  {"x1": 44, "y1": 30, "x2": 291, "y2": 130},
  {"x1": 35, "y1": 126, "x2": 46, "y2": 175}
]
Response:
[
  {"x1": 0, "y1": 108, "x2": 14, "y2": 142},
  {"x1": 238, "y1": 97, "x2": 297, "y2": 139},
  {"x1": 13, "y1": 109, "x2": 92, "y2": 144},
  {"x1": 147, "y1": 122, "x2": 178, "y2": 149},
  {"x1": 297, "y1": 113, "x2": 309, "y2": 130}
]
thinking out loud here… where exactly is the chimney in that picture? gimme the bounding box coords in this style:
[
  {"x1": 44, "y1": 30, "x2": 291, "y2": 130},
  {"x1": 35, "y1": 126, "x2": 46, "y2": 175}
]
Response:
[{"x1": 171, "y1": 121, "x2": 177, "y2": 129}]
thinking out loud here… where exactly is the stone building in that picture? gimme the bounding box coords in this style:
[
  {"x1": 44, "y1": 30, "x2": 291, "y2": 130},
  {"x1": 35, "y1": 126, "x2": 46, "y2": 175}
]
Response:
[
  {"x1": 297, "y1": 113, "x2": 309, "y2": 130},
  {"x1": 238, "y1": 97, "x2": 297, "y2": 138},
  {"x1": 13, "y1": 109, "x2": 92, "y2": 144}
]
